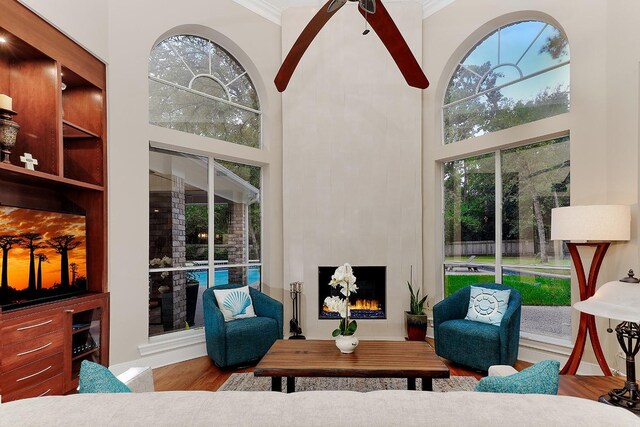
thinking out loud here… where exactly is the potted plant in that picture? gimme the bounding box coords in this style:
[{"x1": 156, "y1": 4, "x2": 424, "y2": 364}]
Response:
[
  {"x1": 324, "y1": 263, "x2": 359, "y2": 353},
  {"x1": 406, "y1": 281, "x2": 429, "y2": 341}
]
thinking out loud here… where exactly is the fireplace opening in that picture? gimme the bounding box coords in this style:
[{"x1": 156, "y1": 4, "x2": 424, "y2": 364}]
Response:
[{"x1": 318, "y1": 266, "x2": 386, "y2": 320}]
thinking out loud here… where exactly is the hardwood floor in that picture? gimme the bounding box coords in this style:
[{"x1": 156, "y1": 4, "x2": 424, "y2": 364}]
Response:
[{"x1": 153, "y1": 346, "x2": 626, "y2": 402}]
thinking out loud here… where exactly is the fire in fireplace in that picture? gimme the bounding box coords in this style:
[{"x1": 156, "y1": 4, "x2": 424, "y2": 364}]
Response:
[{"x1": 318, "y1": 266, "x2": 386, "y2": 319}]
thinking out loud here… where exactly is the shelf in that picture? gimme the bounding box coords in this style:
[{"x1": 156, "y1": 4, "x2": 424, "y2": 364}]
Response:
[
  {"x1": 63, "y1": 120, "x2": 100, "y2": 139},
  {"x1": 72, "y1": 325, "x2": 91, "y2": 334},
  {"x1": 0, "y1": 162, "x2": 104, "y2": 191},
  {"x1": 72, "y1": 347, "x2": 99, "y2": 361}
]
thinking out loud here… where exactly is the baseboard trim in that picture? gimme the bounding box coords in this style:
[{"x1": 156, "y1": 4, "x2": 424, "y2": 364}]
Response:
[{"x1": 109, "y1": 329, "x2": 207, "y2": 376}]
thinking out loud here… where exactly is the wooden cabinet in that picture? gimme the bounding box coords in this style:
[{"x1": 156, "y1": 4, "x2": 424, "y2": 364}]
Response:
[
  {"x1": 0, "y1": 1, "x2": 109, "y2": 402},
  {"x1": 0, "y1": 293, "x2": 109, "y2": 402}
]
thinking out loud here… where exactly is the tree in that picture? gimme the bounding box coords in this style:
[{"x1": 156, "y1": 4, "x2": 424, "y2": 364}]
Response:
[
  {"x1": 21, "y1": 233, "x2": 43, "y2": 295},
  {"x1": 47, "y1": 235, "x2": 81, "y2": 289},
  {"x1": 70, "y1": 262, "x2": 78, "y2": 287},
  {"x1": 0, "y1": 235, "x2": 22, "y2": 296},
  {"x1": 36, "y1": 253, "x2": 49, "y2": 291}
]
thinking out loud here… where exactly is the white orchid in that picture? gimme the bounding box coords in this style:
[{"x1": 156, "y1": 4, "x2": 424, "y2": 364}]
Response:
[
  {"x1": 324, "y1": 296, "x2": 349, "y2": 318},
  {"x1": 325, "y1": 263, "x2": 358, "y2": 337}
]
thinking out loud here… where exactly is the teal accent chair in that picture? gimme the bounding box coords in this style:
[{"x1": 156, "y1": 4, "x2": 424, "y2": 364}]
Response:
[
  {"x1": 475, "y1": 360, "x2": 560, "y2": 394},
  {"x1": 433, "y1": 283, "x2": 522, "y2": 371},
  {"x1": 203, "y1": 285, "x2": 283, "y2": 368}
]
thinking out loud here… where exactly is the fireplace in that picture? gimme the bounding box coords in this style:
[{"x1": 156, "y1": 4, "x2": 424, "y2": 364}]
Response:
[{"x1": 318, "y1": 266, "x2": 386, "y2": 319}]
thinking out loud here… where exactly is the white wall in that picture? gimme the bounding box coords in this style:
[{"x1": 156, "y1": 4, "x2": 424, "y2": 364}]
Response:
[
  {"x1": 422, "y1": 0, "x2": 640, "y2": 375},
  {"x1": 281, "y1": 2, "x2": 423, "y2": 339},
  {"x1": 18, "y1": 0, "x2": 108, "y2": 61},
  {"x1": 106, "y1": 0, "x2": 283, "y2": 365}
]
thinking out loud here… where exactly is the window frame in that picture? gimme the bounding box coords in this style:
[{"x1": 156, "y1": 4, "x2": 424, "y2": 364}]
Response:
[
  {"x1": 148, "y1": 143, "x2": 264, "y2": 337},
  {"x1": 437, "y1": 18, "x2": 572, "y2": 345},
  {"x1": 148, "y1": 33, "x2": 263, "y2": 148},
  {"x1": 441, "y1": 19, "x2": 570, "y2": 146}
]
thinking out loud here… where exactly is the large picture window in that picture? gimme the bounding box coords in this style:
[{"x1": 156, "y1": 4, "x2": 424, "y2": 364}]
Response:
[
  {"x1": 443, "y1": 137, "x2": 570, "y2": 340},
  {"x1": 148, "y1": 147, "x2": 261, "y2": 337},
  {"x1": 443, "y1": 20, "x2": 570, "y2": 144}
]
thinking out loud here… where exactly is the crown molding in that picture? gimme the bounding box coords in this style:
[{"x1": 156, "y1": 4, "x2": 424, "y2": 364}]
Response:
[
  {"x1": 234, "y1": 0, "x2": 284, "y2": 25},
  {"x1": 422, "y1": 0, "x2": 455, "y2": 18}
]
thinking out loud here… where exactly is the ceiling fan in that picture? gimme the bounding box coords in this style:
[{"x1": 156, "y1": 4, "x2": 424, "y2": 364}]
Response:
[{"x1": 274, "y1": 0, "x2": 429, "y2": 92}]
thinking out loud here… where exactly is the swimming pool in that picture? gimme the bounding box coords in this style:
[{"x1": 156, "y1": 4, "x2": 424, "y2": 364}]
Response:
[{"x1": 193, "y1": 266, "x2": 261, "y2": 287}]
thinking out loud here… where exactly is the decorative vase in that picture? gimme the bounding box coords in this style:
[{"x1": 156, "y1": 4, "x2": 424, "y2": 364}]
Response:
[
  {"x1": 405, "y1": 312, "x2": 429, "y2": 341},
  {"x1": 0, "y1": 108, "x2": 20, "y2": 164},
  {"x1": 335, "y1": 334, "x2": 359, "y2": 353}
]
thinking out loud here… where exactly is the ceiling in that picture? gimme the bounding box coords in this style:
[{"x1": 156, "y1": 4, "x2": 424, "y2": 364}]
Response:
[{"x1": 232, "y1": 0, "x2": 455, "y2": 25}]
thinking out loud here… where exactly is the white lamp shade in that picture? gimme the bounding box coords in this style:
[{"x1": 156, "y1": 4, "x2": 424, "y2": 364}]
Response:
[
  {"x1": 551, "y1": 205, "x2": 630, "y2": 241},
  {"x1": 573, "y1": 280, "x2": 640, "y2": 322}
]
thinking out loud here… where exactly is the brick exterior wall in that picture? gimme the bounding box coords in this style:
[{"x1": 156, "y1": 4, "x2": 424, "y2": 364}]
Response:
[
  {"x1": 149, "y1": 175, "x2": 187, "y2": 331},
  {"x1": 227, "y1": 201, "x2": 247, "y2": 285}
]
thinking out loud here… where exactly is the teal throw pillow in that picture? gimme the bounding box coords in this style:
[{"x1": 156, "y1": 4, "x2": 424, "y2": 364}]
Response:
[
  {"x1": 78, "y1": 360, "x2": 131, "y2": 393},
  {"x1": 465, "y1": 286, "x2": 511, "y2": 326},
  {"x1": 475, "y1": 360, "x2": 560, "y2": 395}
]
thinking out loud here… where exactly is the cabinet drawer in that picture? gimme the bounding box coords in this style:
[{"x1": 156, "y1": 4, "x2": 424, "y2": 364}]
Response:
[
  {"x1": 1, "y1": 352, "x2": 63, "y2": 395},
  {"x1": 2, "y1": 331, "x2": 64, "y2": 371},
  {"x1": 2, "y1": 373, "x2": 64, "y2": 403},
  {"x1": 2, "y1": 312, "x2": 63, "y2": 343}
]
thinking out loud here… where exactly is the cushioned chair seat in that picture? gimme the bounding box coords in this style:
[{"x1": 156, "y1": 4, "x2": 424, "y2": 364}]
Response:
[
  {"x1": 438, "y1": 319, "x2": 501, "y2": 369},
  {"x1": 224, "y1": 316, "x2": 279, "y2": 367}
]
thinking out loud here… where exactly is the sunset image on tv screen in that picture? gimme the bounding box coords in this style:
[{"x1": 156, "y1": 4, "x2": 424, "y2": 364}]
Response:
[{"x1": 0, "y1": 206, "x2": 87, "y2": 307}]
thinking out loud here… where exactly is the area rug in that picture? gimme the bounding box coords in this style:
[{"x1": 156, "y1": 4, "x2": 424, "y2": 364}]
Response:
[{"x1": 218, "y1": 373, "x2": 478, "y2": 393}]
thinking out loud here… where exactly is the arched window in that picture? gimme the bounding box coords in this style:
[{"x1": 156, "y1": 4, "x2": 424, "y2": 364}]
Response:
[
  {"x1": 149, "y1": 35, "x2": 261, "y2": 148},
  {"x1": 443, "y1": 21, "x2": 569, "y2": 144},
  {"x1": 441, "y1": 20, "x2": 571, "y2": 343}
]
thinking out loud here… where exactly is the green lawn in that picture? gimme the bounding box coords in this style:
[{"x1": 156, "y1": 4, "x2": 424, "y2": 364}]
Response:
[{"x1": 445, "y1": 274, "x2": 571, "y2": 306}]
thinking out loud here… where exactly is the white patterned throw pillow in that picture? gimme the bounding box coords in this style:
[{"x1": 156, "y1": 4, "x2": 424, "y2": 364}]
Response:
[
  {"x1": 214, "y1": 286, "x2": 257, "y2": 322},
  {"x1": 465, "y1": 286, "x2": 511, "y2": 326}
]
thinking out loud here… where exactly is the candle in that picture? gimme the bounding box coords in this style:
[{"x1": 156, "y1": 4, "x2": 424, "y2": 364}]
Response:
[{"x1": 0, "y1": 94, "x2": 12, "y2": 111}]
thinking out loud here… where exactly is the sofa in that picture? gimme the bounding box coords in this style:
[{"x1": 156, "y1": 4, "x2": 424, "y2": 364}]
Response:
[{"x1": 1, "y1": 390, "x2": 637, "y2": 426}]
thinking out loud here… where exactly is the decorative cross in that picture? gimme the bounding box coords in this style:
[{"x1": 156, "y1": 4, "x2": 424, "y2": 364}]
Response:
[{"x1": 20, "y1": 153, "x2": 38, "y2": 170}]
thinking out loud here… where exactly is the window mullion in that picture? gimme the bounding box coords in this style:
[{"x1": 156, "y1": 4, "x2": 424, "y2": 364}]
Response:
[
  {"x1": 208, "y1": 155, "x2": 216, "y2": 287},
  {"x1": 495, "y1": 151, "x2": 502, "y2": 283}
]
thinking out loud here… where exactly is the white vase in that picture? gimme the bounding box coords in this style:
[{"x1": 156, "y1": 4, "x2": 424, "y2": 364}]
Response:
[{"x1": 335, "y1": 335, "x2": 359, "y2": 353}]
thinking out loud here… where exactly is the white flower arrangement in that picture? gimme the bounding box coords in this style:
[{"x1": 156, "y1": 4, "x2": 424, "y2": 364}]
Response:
[{"x1": 324, "y1": 263, "x2": 358, "y2": 336}]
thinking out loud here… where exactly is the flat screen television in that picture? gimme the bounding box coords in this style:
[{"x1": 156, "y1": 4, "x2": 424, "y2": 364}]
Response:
[{"x1": 0, "y1": 205, "x2": 88, "y2": 310}]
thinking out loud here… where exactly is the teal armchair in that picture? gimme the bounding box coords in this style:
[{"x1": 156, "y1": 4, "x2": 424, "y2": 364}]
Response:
[
  {"x1": 433, "y1": 283, "x2": 521, "y2": 371},
  {"x1": 203, "y1": 285, "x2": 283, "y2": 368}
]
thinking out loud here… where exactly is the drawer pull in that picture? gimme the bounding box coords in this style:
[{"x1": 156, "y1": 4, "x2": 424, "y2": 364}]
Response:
[
  {"x1": 17, "y1": 342, "x2": 52, "y2": 357},
  {"x1": 16, "y1": 319, "x2": 53, "y2": 331},
  {"x1": 16, "y1": 365, "x2": 52, "y2": 382},
  {"x1": 38, "y1": 388, "x2": 52, "y2": 397}
]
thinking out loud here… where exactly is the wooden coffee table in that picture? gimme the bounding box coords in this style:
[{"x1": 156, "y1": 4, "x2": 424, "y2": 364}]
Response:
[{"x1": 254, "y1": 339, "x2": 450, "y2": 393}]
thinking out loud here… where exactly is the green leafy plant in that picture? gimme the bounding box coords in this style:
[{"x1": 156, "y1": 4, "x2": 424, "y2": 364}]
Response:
[{"x1": 407, "y1": 281, "x2": 428, "y2": 315}]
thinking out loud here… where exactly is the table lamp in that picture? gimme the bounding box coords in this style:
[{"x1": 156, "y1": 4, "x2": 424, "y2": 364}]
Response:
[
  {"x1": 573, "y1": 270, "x2": 640, "y2": 413},
  {"x1": 551, "y1": 205, "x2": 630, "y2": 375}
]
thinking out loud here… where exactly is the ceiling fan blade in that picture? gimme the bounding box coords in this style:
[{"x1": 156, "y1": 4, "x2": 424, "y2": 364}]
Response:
[
  {"x1": 275, "y1": 0, "x2": 346, "y2": 92},
  {"x1": 359, "y1": 0, "x2": 428, "y2": 89},
  {"x1": 328, "y1": 0, "x2": 348, "y2": 13},
  {"x1": 359, "y1": 0, "x2": 376, "y2": 14}
]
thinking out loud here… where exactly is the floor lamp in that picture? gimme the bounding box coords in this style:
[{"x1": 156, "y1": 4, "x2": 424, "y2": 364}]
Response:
[
  {"x1": 551, "y1": 205, "x2": 630, "y2": 375},
  {"x1": 574, "y1": 271, "x2": 640, "y2": 413}
]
